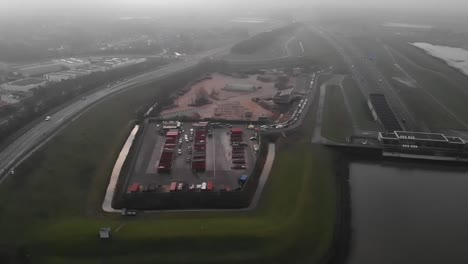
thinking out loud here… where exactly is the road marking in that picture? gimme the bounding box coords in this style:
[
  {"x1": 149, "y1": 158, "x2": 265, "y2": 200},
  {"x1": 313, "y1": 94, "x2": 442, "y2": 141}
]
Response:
[{"x1": 212, "y1": 132, "x2": 216, "y2": 179}]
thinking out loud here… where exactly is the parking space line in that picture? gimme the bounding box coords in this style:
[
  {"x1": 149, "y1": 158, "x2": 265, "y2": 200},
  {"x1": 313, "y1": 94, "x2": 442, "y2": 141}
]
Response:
[{"x1": 212, "y1": 130, "x2": 216, "y2": 179}]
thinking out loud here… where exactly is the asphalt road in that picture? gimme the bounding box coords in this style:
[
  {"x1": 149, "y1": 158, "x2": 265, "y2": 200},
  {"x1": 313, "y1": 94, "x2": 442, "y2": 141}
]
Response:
[
  {"x1": 0, "y1": 46, "x2": 229, "y2": 184},
  {"x1": 313, "y1": 27, "x2": 421, "y2": 132}
]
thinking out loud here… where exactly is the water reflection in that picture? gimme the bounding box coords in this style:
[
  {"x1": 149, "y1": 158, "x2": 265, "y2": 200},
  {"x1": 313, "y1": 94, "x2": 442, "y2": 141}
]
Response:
[{"x1": 346, "y1": 162, "x2": 468, "y2": 264}]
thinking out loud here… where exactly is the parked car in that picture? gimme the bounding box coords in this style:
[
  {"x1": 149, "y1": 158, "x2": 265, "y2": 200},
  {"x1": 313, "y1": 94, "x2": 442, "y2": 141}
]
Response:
[
  {"x1": 188, "y1": 184, "x2": 195, "y2": 191},
  {"x1": 148, "y1": 184, "x2": 157, "y2": 192},
  {"x1": 45, "y1": 116, "x2": 51, "y2": 121},
  {"x1": 186, "y1": 157, "x2": 191, "y2": 163},
  {"x1": 178, "y1": 149, "x2": 182, "y2": 155},
  {"x1": 176, "y1": 183, "x2": 184, "y2": 191}
]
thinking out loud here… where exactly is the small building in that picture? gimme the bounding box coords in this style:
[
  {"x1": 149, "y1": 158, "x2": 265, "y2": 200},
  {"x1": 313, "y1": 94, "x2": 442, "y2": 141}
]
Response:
[
  {"x1": 273, "y1": 88, "x2": 294, "y2": 104},
  {"x1": 99, "y1": 227, "x2": 111, "y2": 239}
]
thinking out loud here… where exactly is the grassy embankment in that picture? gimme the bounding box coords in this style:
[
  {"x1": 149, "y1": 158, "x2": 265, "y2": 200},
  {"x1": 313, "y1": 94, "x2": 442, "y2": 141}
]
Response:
[
  {"x1": 0, "y1": 66, "x2": 337, "y2": 263},
  {"x1": 321, "y1": 84, "x2": 354, "y2": 143}
]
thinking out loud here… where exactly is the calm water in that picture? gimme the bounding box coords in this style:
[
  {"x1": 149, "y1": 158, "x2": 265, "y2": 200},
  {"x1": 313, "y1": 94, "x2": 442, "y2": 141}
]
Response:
[
  {"x1": 346, "y1": 162, "x2": 468, "y2": 264},
  {"x1": 412, "y1": 42, "x2": 468, "y2": 76}
]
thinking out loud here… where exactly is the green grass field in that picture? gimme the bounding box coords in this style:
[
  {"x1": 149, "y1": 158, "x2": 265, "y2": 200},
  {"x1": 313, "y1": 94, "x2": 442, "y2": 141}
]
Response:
[
  {"x1": 0, "y1": 68, "x2": 337, "y2": 263},
  {"x1": 322, "y1": 85, "x2": 354, "y2": 142}
]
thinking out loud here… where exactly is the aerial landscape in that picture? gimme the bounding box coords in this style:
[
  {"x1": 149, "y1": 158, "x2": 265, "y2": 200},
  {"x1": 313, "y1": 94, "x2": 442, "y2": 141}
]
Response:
[{"x1": 1, "y1": 0, "x2": 468, "y2": 263}]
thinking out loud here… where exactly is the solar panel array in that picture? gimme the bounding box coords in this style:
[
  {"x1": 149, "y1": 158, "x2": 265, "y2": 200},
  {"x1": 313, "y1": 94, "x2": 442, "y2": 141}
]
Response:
[{"x1": 369, "y1": 94, "x2": 402, "y2": 132}]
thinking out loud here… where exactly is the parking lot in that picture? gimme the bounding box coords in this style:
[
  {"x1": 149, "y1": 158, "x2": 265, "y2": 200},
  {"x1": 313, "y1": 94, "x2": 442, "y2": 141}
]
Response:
[{"x1": 126, "y1": 121, "x2": 258, "y2": 193}]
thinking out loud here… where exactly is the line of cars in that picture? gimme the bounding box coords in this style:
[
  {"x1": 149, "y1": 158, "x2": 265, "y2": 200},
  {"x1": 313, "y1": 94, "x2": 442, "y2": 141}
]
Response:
[
  {"x1": 260, "y1": 98, "x2": 309, "y2": 131},
  {"x1": 169, "y1": 181, "x2": 215, "y2": 192}
]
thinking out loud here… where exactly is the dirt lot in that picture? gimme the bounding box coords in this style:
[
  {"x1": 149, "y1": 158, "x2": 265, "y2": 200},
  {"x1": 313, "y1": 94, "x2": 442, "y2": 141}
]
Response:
[
  {"x1": 161, "y1": 73, "x2": 297, "y2": 121},
  {"x1": 126, "y1": 121, "x2": 258, "y2": 192}
]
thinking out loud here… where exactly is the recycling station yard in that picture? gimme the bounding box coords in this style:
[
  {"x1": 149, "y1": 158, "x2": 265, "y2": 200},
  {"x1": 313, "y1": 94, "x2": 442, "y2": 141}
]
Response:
[{"x1": 123, "y1": 120, "x2": 259, "y2": 196}]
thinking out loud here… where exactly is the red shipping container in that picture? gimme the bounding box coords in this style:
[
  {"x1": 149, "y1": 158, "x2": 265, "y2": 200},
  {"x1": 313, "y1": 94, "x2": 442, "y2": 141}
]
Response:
[
  {"x1": 128, "y1": 183, "x2": 140, "y2": 193},
  {"x1": 231, "y1": 128, "x2": 243, "y2": 134},
  {"x1": 169, "y1": 182, "x2": 177, "y2": 192},
  {"x1": 207, "y1": 181, "x2": 214, "y2": 191}
]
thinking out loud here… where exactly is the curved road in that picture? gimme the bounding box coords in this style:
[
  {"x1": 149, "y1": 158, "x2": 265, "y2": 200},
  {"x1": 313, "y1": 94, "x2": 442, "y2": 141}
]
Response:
[{"x1": 0, "y1": 47, "x2": 229, "y2": 184}]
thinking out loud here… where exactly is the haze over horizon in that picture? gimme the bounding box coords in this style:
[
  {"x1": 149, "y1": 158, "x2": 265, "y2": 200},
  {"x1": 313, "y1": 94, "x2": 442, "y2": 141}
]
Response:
[{"x1": 2, "y1": 0, "x2": 468, "y2": 12}]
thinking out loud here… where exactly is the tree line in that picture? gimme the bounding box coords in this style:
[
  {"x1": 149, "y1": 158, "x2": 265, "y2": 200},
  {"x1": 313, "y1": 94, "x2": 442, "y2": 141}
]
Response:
[{"x1": 231, "y1": 23, "x2": 302, "y2": 55}]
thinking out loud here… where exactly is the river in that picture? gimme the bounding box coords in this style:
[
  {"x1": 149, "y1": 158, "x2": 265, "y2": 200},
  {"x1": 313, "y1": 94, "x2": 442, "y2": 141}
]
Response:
[{"x1": 346, "y1": 161, "x2": 468, "y2": 264}]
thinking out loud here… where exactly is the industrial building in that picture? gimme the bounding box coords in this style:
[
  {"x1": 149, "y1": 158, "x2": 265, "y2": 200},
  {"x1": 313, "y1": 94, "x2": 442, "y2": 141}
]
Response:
[
  {"x1": 379, "y1": 131, "x2": 467, "y2": 157},
  {"x1": 273, "y1": 88, "x2": 294, "y2": 104},
  {"x1": 102, "y1": 57, "x2": 146, "y2": 69}
]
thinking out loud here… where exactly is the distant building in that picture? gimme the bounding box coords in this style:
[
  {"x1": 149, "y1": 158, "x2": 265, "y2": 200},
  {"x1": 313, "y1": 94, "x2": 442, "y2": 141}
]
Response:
[
  {"x1": 103, "y1": 57, "x2": 146, "y2": 69},
  {"x1": 1, "y1": 78, "x2": 47, "y2": 92},
  {"x1": 273, "y1": 88, "x2": 294, "y2": 104},
  {"x1": 162, "y1": 120, "x2": 182, "y2": 130},
  {"x1": 18, "y1": 63, "x2": 63, "y2": 77},
  {"x1": 54, "y1": 58, "x2": 90, "y2": 69},
  {"x1": 44, "y1": 65, "x2": 106, "y2": 82},
  {"x1": 223, "y1": 83, "x2": 256, "y2": 93},
  {"x1": 256, "y1": 75, "x2": 276, "y2": 82}
]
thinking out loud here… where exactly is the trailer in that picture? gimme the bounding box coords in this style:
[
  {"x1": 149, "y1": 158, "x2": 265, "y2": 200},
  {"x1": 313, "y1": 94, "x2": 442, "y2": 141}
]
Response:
[
  {"x1": 207, "y1": 181, "x2": 214, "y2": 191},
  {"x1": 128, "y1": 183, "x2": 140, "y2": 193},
  {"x1": 169, "y1": 182, "x2": 178, "y2": 192}
]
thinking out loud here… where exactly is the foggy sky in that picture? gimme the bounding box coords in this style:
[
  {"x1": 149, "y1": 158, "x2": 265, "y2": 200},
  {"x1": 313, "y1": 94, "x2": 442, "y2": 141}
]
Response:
[{"x1": 2, "y1": 0, "x2": 468, "y2": 10}]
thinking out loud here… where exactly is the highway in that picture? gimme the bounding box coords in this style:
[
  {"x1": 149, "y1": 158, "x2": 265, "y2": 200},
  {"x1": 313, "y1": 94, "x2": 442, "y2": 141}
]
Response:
[
  {"x1": 0, "y1": 46, "x2": 229, "y2": 184},
  {"x1": 312, "y1": 27, "x2": 421, "y2": 132}
]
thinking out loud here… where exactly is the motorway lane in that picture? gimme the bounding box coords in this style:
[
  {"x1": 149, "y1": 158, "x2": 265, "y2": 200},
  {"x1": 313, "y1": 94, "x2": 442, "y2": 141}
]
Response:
[
  {"x1": 0, "y1": 47, "x2": 228, "y2": 183},
  {"x1": 312, "y1": 27, "x2": 420, "y2": 131}
]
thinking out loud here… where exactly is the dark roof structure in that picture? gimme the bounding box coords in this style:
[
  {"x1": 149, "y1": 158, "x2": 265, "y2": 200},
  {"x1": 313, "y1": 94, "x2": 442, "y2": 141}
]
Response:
[{"x1": 369, "y1": 93, "x2": 402, "y2": 132}]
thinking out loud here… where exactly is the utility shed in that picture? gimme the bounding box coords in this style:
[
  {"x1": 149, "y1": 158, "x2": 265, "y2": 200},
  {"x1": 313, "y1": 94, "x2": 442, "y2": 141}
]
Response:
[{"x1": 99, "y1": 227, "x2": 111, "y2": 239}]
